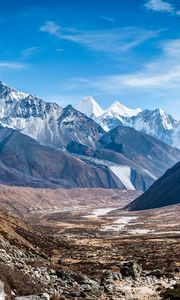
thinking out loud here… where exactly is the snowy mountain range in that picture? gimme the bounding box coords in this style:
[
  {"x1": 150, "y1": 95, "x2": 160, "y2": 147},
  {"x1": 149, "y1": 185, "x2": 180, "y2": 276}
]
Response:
[
  {"x1": 75, "y1": 96, "x2": 180, "y2": 149},
  {"x1": 75, "y1": 96, "x2": 141, "y2": 120},
  {"x1": 0, "y1": 80, "x2": 180, "y2": 192},
  {"x1": 0, "y1": 81, "x2": 105, "y2": 149}
]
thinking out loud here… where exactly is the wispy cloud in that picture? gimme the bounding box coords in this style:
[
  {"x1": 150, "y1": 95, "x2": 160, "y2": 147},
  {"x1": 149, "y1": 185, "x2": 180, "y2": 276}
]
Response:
[
  {"x1": 99, "y1": 15, "x2": 115, "y2": 22},
  {"x1": 40, "y1": 21, "x2": 162, "y2": 53},
  {"x1": 116, "y1": 39, "x2": 180, "y2": 88},
  {"x1": 21, "y1": 47, "x2": 39, "y2": 59},
  {"x1": 60, "y1": 39, "x2": 180, "y2": 96},
  {"x1": 56, "y1": 39, "x2": 180, "y2": 119},
  {"x1": 0, "y1": 61, "x2": 28, "y2": 69},
  {"x1": 145, "y1": 0, "x2": 180, "y2": 15}
]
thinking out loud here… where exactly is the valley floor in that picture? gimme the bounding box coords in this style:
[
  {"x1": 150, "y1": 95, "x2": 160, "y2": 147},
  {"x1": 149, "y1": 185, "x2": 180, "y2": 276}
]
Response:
[
  {"x1": 0, "y1": 186, "x2": 180, "y2": 299},
  {"x1": 26, "y1": 195, "x2": 180, "y2": 277}
]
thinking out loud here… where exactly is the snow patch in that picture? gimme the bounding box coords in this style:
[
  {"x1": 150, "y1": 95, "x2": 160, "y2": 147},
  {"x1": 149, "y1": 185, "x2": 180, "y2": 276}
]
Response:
[
  {"x1": 84, "y1": 207, "x2": 117, "y2": 218},
  {"x1": 142, "y1": 169, "x2": 158, "y2": 180},
  {"x1": 128, "y1": 229, "x2": 154, "y2": 235},
  {"x1": 101, "y1": 216, "x2": 138, "y2": 232},
  {"x1": 109, "y1": 165, "x2": 136, "y2": 190}
]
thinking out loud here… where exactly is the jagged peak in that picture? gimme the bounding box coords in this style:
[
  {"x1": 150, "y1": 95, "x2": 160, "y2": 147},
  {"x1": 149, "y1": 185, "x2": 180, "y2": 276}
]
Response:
[
  {"x1": 0, "y1": 80, "x2": 7, "y2": 87},
  {"x1": 75, "y1": 96, "x2": 104, "y2": 118},
  {"x1": 105, "y1": 100, "x2": 142, "y2": 117},
  {"x1": 0, "y1": 80, "x2": 28, "y2": 101}
]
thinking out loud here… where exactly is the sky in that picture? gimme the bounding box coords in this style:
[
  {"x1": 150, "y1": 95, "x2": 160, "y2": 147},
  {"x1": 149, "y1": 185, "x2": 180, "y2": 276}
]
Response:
[{"x1": 0, "y1": 0, "x2": 180, "y2": 118}]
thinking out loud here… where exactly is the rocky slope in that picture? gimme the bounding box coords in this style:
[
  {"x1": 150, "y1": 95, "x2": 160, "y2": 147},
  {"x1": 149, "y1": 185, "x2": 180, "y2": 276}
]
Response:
[
  {"x1": 56, "y1": 105, "x2": 104, "y2": 148},
  {"x1": 0, "y1": 125, "x2": 120, "y2": 189},
  {"x1": 66, "y1": 124, "x2": 180, "y2": 191},
  {"x1": 2, "y1": 122, "x2": 178, "y2": 192},
  {"x1": 67, "y1": 141, "x2": 156, "y2": 191},
  {"x1": 99, "y1": 108, "x2": 180, "y2": 149},
  {"x1": 127, "y1": 161, "x2": 180, "y2": 211},
  {"x1": 125, "y1": 109, "x2": 180, "y2": 148},
  {"x1": 0, "y1": 196, "x2": 179, "y2": 300},
  {"x1": 99, "y1": 125, "x2": 180, "y2": 177}
]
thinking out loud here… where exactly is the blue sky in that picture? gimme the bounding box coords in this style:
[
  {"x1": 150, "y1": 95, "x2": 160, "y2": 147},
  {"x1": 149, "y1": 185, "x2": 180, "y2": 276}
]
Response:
[{"x1": 0, "y1": 0, "x2": 180, "y2": 118}]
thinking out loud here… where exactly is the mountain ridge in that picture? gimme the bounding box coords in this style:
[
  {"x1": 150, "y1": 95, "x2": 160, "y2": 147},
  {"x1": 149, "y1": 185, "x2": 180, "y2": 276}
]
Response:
[
  {"x1": 0, "y1": 124, "x2": 121, "y2": 189},
  {"x1": 75, "y1": 95, "x2": 180, "y2": 149},
  {"x1": 126, "y1": 161, "x2": 180, "y2": 211},
  {"x1": 1, "y1": 80, "x2": 179, "y2": 149}
]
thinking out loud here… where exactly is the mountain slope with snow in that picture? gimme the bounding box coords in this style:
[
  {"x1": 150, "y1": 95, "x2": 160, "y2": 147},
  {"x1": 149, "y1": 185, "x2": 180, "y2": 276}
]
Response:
[
  {"x1": 67, "y1": 120, "x2": 180, "y2": 192},
  {"x1": 99, "y1": 125, "x2": 180, "y2": 178},
  {"x1": 56, "y1": 105, "x2": 105, "y2": 148},
  {"x1": 0, "y1": 80, "x2": 179, "y2": 192},
  {"x1": 0, "y1": 125, "x2": 120, "y2": 189},
  {"x1": 0, "y1": 82, "x2": 104, "y2": 149},
  {"x1": 75, "y1": 96, "x2": 104, "y2": 118},
  {"x1": 75, "y1": 97, "x2": 141, "y2": 120},
  {"x1": 98, "y1": 107, "x2": 180, "y2": 149},
  {"x1": 126, "y1": 108, "x2": 180, "y2": 147},
  {"x1": 75, "y1": 95, "x2": 180, "y2": 149},
  {"x1": 105, "y1": 101, "x2": 141, "y2": 117}
]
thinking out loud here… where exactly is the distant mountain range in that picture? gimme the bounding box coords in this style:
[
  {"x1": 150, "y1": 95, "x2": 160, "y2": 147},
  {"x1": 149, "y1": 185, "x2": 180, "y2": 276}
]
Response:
[
  {"x1": 127, "y1": 161, "x2": 180, "y2": 211},
  {"x1": 0, "y1": 80, "x2": 180, "y2": 191},
  {"x1": 0, "y1": 81, "x2": 105, "y2": 149},
  {"x1": 75, "y1": 96, "x2": 142, "y2": 119},
  {"x1": 75, "y1": 96, "x2": 180, "y2": 149}
]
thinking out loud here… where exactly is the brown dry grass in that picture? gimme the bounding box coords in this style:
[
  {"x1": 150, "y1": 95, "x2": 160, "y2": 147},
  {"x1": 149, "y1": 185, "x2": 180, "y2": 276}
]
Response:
[
  {"x1": 0, "y1": 262, "x2": 43, "y2": 298},
  {"x1": 0, "y1": 185, "x2": 140, "y2": 215}
]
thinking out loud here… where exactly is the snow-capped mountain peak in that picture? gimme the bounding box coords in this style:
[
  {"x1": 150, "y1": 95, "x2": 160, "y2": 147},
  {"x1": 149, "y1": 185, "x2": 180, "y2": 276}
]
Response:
[
  {"x1": 0, "y1": 81, "x2": 28, "y2": 102},
  {"x1": 75, "y1": 97, "x2": 142, "y2": 120},
  {"x1": 75, "y1": 96, "x2": 104, "y2": 118},
  {"x1": 106, "y1": 100, "x2": 142, "y2": 117},
  {"x1": 155, "y1": 108, "x2": 175, "y2": 130},
  {"x1": 0, "y1": 81, "x2": 180, "y2": 150}
]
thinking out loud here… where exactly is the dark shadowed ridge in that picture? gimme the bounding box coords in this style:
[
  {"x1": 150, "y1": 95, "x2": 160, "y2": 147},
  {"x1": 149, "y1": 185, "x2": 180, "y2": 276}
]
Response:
[{"x1": 126, "y1": 161, "x2": 180, "y2": 211}]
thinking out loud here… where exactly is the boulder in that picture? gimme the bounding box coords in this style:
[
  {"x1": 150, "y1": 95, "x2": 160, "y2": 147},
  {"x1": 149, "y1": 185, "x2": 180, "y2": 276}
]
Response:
[{"x1": 120, "y1": 261, "x2": 141, "y2": 280}]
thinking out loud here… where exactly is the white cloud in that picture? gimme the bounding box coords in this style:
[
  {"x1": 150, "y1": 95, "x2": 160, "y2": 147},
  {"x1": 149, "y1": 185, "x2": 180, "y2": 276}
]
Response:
[
  {"x1": 21, "y1": 47, "x2": 39, "y2": 59},
  {"x1": 0, "y1": 61, "x2": 28, "y2": 69},
  {"x1": 40, "y1": 21, "x2": 61, "y2": 36},
  {"x1": 145, "y1": 0, "x2": 174, "y2": 12},
  {"x1": 145, "y1": 0, "x2": 180, "y2": 15},
  {"x1": 80, "y1": 39, "x2": 180, "y2": 90},
  {"x1": 58, "y1": 39, "x2": 180, "y2": 118},
  {"x1": 117, "y1": 39, "x2": 180, "y2": 88},
  {"x1": 99, "y1": 15, "x2": 115, "y2": 22},
  {"x1": 40, "y1": 21, "x2": 162, "y2": 53}
]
